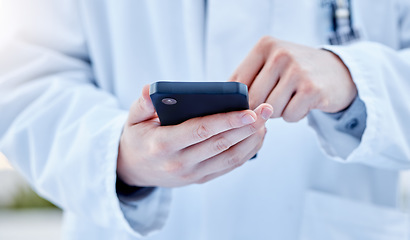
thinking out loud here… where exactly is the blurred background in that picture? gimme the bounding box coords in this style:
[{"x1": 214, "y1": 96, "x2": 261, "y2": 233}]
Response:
[{"x1": 0, "y1": 152, "x2": 62, "y2": 240}]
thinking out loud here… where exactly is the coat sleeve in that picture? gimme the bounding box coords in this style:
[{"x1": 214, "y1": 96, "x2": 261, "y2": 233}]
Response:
[
  {"x1": 0, "y1": 0, "x2": 170, "y2": 237},
  {"x1": 308, "y1": 1, "x2": 410, "y2": 170}
]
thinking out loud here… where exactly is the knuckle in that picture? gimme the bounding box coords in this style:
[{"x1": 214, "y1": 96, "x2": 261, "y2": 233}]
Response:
[
  {"x1": 265, "y1": 48, "x2": 293, "y2": 74},
  {"x1": 274, "y1": 47, "x2": 292, "y2": 60},
  {"x1": 214, "y1": 137, "x2": 231, "y2": 152},
  {"x1": 196, "y1": 175, "x2": 211, "y2": 185},
  {"x1": 149, "y1": 147, "x2": 162, "y2": 157},
  {"x1": 194, "y1": 123, "x2": 211, "y2": 140},
  {"x1": 148, "y1": 142, "x2": 162, "y2": 157},
  {"x1": 247, "y1": 123, "x2": 258, "y2": 134},
  {"x1": 299, "y1": 80, "x2": 317, "y2": 96},
  {"x1": 255, "y1": 35, "x2": 275, "y2": 53},
  {"x1": 288, "y1": 64, "x2": 302, "y2": 78},
  {"x1": 258, "y1": 35, "x2": 275, "y2": 47},
  {"x1": 225, "y1": 154, "x2": 243, "y2": 168},
  {"x1": 286, "y1": 65, "x2": 305, "y2": 84},
  {"x1": 196, "y1": 179, "x2": 206, "y2": 185},
  {"x1": 163, "y1": 160, "x2": 185, "y2": 175},
  {"x1": 180, "y1": 172, "x2": 197, "y2": 183},
  {"x1": 152, "y1": 139, "x2": 170, "y2": 156},
  {"x1": 317, "y1": 97, "x2": 330, "y2": 110},
  {"x1": 226, "y1": 115, "x2": 237, "y2": 129},
  {"x1": 264, "y1": 57, "x2": 279, "y2": 73},
  {"x1": 273, "y1": 48, "x2": 294, "y2": 68}
]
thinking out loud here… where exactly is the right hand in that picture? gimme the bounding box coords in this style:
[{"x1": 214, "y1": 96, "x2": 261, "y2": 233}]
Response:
[{"x1": 117, "y1": 85, "x2": 273, "y2": 188}]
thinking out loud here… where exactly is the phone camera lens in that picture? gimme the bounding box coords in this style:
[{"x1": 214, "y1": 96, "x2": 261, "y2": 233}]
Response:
[{"x1": 162, "y1": 98, "x2": 177, "y2": 105}]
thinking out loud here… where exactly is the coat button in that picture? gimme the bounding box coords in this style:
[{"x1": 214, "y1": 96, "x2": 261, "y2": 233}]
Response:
[{"x1": 346, "y1": 118, "x2": 359, "y2": 130}]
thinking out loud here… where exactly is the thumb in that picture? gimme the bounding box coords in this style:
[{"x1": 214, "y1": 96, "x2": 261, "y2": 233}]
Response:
[{"x1": 127, "y1": 84, "x2": 157, "y2": 125}]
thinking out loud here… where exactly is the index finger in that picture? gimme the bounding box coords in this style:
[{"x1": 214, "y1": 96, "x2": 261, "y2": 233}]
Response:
[
  {"x1": 228, "y1": 37, "x2": 269, "y2": 87},
  {"x1": 157, "y1": 110, "x2": 258, "y2": 150}
]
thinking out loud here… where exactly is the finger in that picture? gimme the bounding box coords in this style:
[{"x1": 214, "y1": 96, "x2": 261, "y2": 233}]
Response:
[
  {"x1": 194, "y1": 126, "x2": 266, "y2": 183},
  {"x1": 265, "y1": 69, "x2": 298, "y2": 118},
  {"x1": 128, "y1": 85, "x2": 157, "y2": 125},
  {"x1": 196, "y1": 144, "x2": 261, "y2": 184},
  {"x1": 248, "y1": 55, "x2": 289, "y2": 110},
  {"x1": 228, "y1": 41, "x2": 267, "y2": 87},
  {"x1": 282, "y1": 90, "x2": 317, "y2": 122},
  {"x1": 195, "y1": 165, "x2": 234, "y2": 184},
  {"x1": 158, "y1": 109, "x2": 258, "y2": 150},
  {"x1": 181, "y1": 104, "x2": 273, "y2": 165}
]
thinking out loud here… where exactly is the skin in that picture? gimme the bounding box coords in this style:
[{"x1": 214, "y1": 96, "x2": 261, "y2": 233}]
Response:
[
  {"x1": 230, "y1": 36, "x2": 358, "y2": 122},
  {"x1": 117, "y1": 37, "x2": 357, "y2": 187},
  {"x1": 117, "y1": 85, "x2": 274, "y2": 187}
]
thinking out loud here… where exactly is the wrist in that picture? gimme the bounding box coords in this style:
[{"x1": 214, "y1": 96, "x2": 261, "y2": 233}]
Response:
[{"x1": 320, "y1": 49, "x2": 358, "y2": 113}]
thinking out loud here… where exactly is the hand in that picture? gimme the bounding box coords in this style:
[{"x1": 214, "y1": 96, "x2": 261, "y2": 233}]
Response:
[
  {"x1": 230, "y1": 36, "x2": 357, "y2": 122},
  {"x1": 117, "y1": 85, "x2": 273, "y2": 188}
]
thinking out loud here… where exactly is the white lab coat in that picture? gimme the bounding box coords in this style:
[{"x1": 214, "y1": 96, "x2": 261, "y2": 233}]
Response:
[{"x1": 0, "y1": 0, "x2": 410, "y2": 239}]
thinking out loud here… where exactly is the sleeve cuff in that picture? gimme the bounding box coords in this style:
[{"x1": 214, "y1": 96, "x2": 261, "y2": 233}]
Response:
[
  {"x1": 307, "y1": 42, "x2": 409, "y2": 169},
  {"x1": 307, "y1": 43, "x2": 376, "y2": 162},
  {"x1": 104, "y1": 114, "x2": 172, "y2": 237},
  {"x1": 118, "y1": 187, "x2": 172, "y2": 237},
  {"x1": 326, "y1": 95, "x2": 367, "y2": 140},
  {"x1": 316, "y1": 42, "x2": 410, "y2": 170},
  {"x1": 116, "y1": 175, "x2": 156, "y2": 200}
]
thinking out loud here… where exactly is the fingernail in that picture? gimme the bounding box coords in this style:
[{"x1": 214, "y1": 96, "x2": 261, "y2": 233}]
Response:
[
  {"x1": 261, "y1": 107, "x2": 273, "y2": 120},
  {"x1": 242, "y1": 114, "x2": 256, "y2": 125}
]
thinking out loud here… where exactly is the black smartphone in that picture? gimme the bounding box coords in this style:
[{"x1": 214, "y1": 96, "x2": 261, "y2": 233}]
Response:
[
  {"x1": 149, "y1": 81, "x2": 250, "y2": 126},
  {"x1": 149, "y1": 81, "x2": 257, "y2": 159}
]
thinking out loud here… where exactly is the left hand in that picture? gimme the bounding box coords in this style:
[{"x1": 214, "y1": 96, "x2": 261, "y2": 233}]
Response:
[{"x1": 229, "y1": 36, "x2": 358, "y2": 122}]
